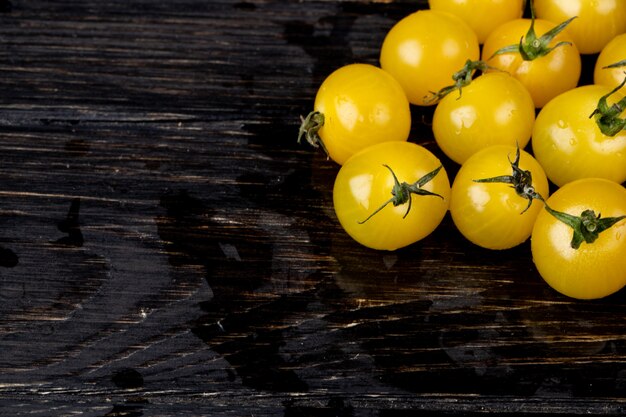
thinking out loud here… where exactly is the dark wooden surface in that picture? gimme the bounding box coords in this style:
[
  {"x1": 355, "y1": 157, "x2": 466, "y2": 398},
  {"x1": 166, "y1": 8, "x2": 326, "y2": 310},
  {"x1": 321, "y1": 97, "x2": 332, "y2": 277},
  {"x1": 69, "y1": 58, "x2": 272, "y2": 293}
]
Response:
[{"x1": 2, "y1": 0, "x2": 626, "y2": 415}]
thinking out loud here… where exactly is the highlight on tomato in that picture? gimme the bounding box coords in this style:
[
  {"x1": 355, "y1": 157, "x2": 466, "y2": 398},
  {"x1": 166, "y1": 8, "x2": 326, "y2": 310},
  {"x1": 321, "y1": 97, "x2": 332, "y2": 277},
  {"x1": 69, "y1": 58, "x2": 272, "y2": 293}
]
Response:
[
  {"x1": 333, "y1": 141, "x2": 450, "y2": 251},
  {"x1": 481, "y1": 10, "x2": 581, "y2": 108},
  {"x1": 449, "y1": 145, "x2": 549, "y2": 250},
  {"x1": 533, "y1": 0, "x2": 626, "y2": 55},
  {"x1": 380, "y1": 9, "x2": 479, "y2": 106},
  {"x1": 531, "y1": 83, "x2": 626, "y2": 187},
  {"x1": 594, "y1": 33, "x2": 626, "y2": 95},
  {"x1": 298, "y1": 63, "x2": 411, "y2": 165},
  {"x1": 430, "y1": 60, "x2": 536, "y2": 164},
  {"x1": 531, "y1": 178, "x2": 626, "y2": 300},
  {"x1": 428, "y1": 0, "x2": 525, "y2": 44}
]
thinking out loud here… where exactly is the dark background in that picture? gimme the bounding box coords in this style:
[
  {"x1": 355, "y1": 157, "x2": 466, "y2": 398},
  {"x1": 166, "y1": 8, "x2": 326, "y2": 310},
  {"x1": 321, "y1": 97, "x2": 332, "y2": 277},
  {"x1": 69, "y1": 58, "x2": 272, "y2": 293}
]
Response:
[{"x1": 1, "y1": 0, "x2": 625, "y2": 415}]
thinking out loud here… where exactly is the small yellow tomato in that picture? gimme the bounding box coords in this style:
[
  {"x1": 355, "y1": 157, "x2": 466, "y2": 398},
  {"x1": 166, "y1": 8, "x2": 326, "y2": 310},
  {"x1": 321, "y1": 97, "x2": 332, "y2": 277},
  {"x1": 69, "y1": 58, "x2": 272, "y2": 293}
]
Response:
[
  {"x1": 432, "y1": 71, "x2": 535, "y2": 164},
  {"x1": 300, "y1": 63, "x2": 411, "y2": 165},
  {"x1": 534, "y1": 0, "x2": 626, "y2": 55},
  {"x1": 333, "y1": 141, "x2": 450, "y2": 250},
  {"x1": 594, "y1": 33, "x2": 626, "y2": 95},
  {"x1": 450, "y1": 145, "x2": 549, "y2": 250},
  {"x1": 532, "y1": 84, "x2": 626, "y2": 187},
  {"x1": 380, "y1": 9, "x2": 479, "y2": 106},
  {"x1": 531, "y1": 178, "x2": 626, "y2": 299},
  {"x1": 482, "y1": 18, "x2": 581, "y2": 108},
  {"x1": 428, "y1": 0, "x2": 525, "y2": 44}
]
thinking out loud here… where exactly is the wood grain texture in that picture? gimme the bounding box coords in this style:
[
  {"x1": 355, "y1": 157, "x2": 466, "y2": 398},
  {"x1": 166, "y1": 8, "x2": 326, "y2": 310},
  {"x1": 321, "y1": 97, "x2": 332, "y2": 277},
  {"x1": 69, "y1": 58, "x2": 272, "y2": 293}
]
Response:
[{"x1": 2, "y1": 0, "x2": 626, "y2": 415}]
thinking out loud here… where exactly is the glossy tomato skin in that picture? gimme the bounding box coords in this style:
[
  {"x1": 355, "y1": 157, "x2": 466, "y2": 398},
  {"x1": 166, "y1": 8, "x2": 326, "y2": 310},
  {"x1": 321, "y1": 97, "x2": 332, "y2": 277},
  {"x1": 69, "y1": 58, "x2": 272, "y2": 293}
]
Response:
[
  {"x1": 428, "y1": 0, "x2": 525, "y2": 43},
  {"x1": 380, "y1": 10, "x2": 479, "y2": 106},
  {"x1": 532, "y1": 85, "x2": 626, "y2": 187},
  {"x1": 534, "y1": 0, "x2": 626, "y2": 55},
  {"x1": 531, "y1": 178, "x2": 626, "y2": 299},
  {"x1": 314, "y1": 63, "x2": 411, "y2": 165},
  {"x1": 482, "y1": 18, "x2": 581, "y2": 108},
  {"x1": 594, "y1": 33, "x2": 626, "y2": 95},
  {"x1": 432, "y1": 72, "x2": 535, "y2": 164},
  {"x1": 449, "y1": 145, "x2": 549, "y2": 250},
  {"x1": 333, "y1": 142, "x2": 450, "y2": 250}
]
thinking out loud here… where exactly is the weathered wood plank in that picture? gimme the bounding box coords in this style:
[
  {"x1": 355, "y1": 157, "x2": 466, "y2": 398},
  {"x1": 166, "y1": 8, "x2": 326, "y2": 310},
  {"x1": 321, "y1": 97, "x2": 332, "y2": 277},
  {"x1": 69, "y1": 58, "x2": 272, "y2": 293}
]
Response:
[{"x1": 1, "y1": 0, "x2": 626, "y2": 415}]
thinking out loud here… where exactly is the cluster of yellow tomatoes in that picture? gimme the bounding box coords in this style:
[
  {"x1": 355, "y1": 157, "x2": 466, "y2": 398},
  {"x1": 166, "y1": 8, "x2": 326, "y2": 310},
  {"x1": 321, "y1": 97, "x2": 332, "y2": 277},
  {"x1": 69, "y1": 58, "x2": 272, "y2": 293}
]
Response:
[{"x1": 298, "y1": 0, "x2": 626, "y2": 300}]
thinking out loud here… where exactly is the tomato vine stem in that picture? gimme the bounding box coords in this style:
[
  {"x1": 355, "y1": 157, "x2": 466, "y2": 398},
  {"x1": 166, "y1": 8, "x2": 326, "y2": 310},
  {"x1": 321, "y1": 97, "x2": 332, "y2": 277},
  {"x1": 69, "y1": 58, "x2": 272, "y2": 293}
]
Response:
[
  {"x1": 589, "y1": 74, "x2": 626, "y2": 136},
  {"x1": 424, "y1": 60, "x2": 495, "y2": 103},
  {"x1": 358, "y1": 164, "x2": 443, "y2": 224},
  {"x1": 473, "y1": 145, "x2": 544, "y2": 213},
  {"x1": 489, "y1": 2, "x2": 575, "y2": 61},
  {"x1": 298, "y1": 111, "x2": 328, "y2": 156}
]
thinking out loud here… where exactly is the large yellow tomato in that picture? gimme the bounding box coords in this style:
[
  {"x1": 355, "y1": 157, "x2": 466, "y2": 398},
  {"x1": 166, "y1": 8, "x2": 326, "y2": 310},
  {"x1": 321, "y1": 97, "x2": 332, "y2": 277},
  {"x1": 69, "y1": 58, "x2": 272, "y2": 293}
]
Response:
[
  {"x1": 299, "y1": 63, "x2": 411, "y2": 165},
  {"x1": 380, "y1": 10, "x2": 479, "y2": 106},
  {"x1": 534, "y1": 0, "x2": 626, "y2": 55},
  {"x1": 333, "y1": 141, "x2": 450, "y2": 250}
]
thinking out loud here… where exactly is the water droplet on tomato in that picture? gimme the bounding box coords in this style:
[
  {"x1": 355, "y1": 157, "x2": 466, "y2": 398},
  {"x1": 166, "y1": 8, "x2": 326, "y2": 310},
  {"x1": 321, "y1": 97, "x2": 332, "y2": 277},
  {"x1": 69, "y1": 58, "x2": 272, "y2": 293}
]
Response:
[
  {"x1": 557, "y1": 120, "x2": 568, "y2": 129},
  {"x1": 504, "y1": 195, "x2": 518, "y2": 211}
]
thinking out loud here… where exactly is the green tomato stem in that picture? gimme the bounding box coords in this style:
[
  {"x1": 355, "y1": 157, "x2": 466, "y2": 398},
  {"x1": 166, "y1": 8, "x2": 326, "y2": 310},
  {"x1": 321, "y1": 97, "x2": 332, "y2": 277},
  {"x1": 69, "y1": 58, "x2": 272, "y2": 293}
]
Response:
[
  {"x1": 424, "y1": 60, "x2": 496, "y2": 103},
  {"x1": 298, "y1": 111, "x2": 328, "y2": 156},
  {"x1": 489, "y1": 2, "x2": 575, "y2": 62},
  {"x1": 473, "y1": 145, "x2": 545, "y2": 213},
  {"x1": 543, "y1": 205, "x2": 626, "y2": 249},
  {"x1": 589, "y1": 74, "x2": 626, "y2": 137},
  {"x1": 604, "y1": 59, "x2": 626, "y2": 69},
  {"x1": 358, "y1": 164, "x2": 444, "y2": 224}
]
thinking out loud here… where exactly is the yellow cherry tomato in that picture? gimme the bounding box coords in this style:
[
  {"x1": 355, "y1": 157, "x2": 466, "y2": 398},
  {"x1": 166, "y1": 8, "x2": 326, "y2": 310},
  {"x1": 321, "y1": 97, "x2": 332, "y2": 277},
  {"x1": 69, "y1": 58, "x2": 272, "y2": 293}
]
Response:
[
  {"x1": 300, "y1": 63, "x2": 411, "y2": 165},
  {"x1": 333, "y1": 141, "x2": 450, "y2": 250},
  {"x1": 482, "y1": 18, "x2": 581, "y2": 108},
  {"x1": 432, "y1": 71, "x2": 535, "y2": 164},
  {"x1": 532, "y1": 84, "x2": 626, "y2": 187},
  {"x1": 534, "y1": 0, "x2": 626, "y2": 55},
  {"x1": 594, "y1": 33, "x2": 626, "y2": 95},
  {"x1": 531, "y1": 178, "x2": 626, "y2": 299},
  {"x1": 428, "y1": 0, "x2": 525, "y2": 44},
  {"x1": 450, "y1": 145, "x2": 549, "y2": 250},
  {"x1": 380, "y1": 10, "x2": 479, "y2": 106}
]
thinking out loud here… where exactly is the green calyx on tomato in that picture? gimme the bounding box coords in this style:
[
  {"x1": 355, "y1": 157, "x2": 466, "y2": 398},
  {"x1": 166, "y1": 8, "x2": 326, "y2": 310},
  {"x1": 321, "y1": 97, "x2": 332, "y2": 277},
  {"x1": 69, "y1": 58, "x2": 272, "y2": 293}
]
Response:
[
  {"x1": 589, "y1": 75, "x2": 626, "y2": 137},
  {"x1": 542, "y1": 205, "x2": 626, "y2": 250},
  {"x1": 425, "y1": 60, "x2": 494, "y2": 103},
  {"x1": 490, "y1": 5, "x2": 575, "y2": 61},
  {"x1": 473, "y1": 145, "x2": 544, "y2": 213},
  {"x1": 358, "y1": 164, "x2": 444, "y2": 224},
  {"x1": 298, "y1": 111, "x2": 328, "y2": 155}
]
